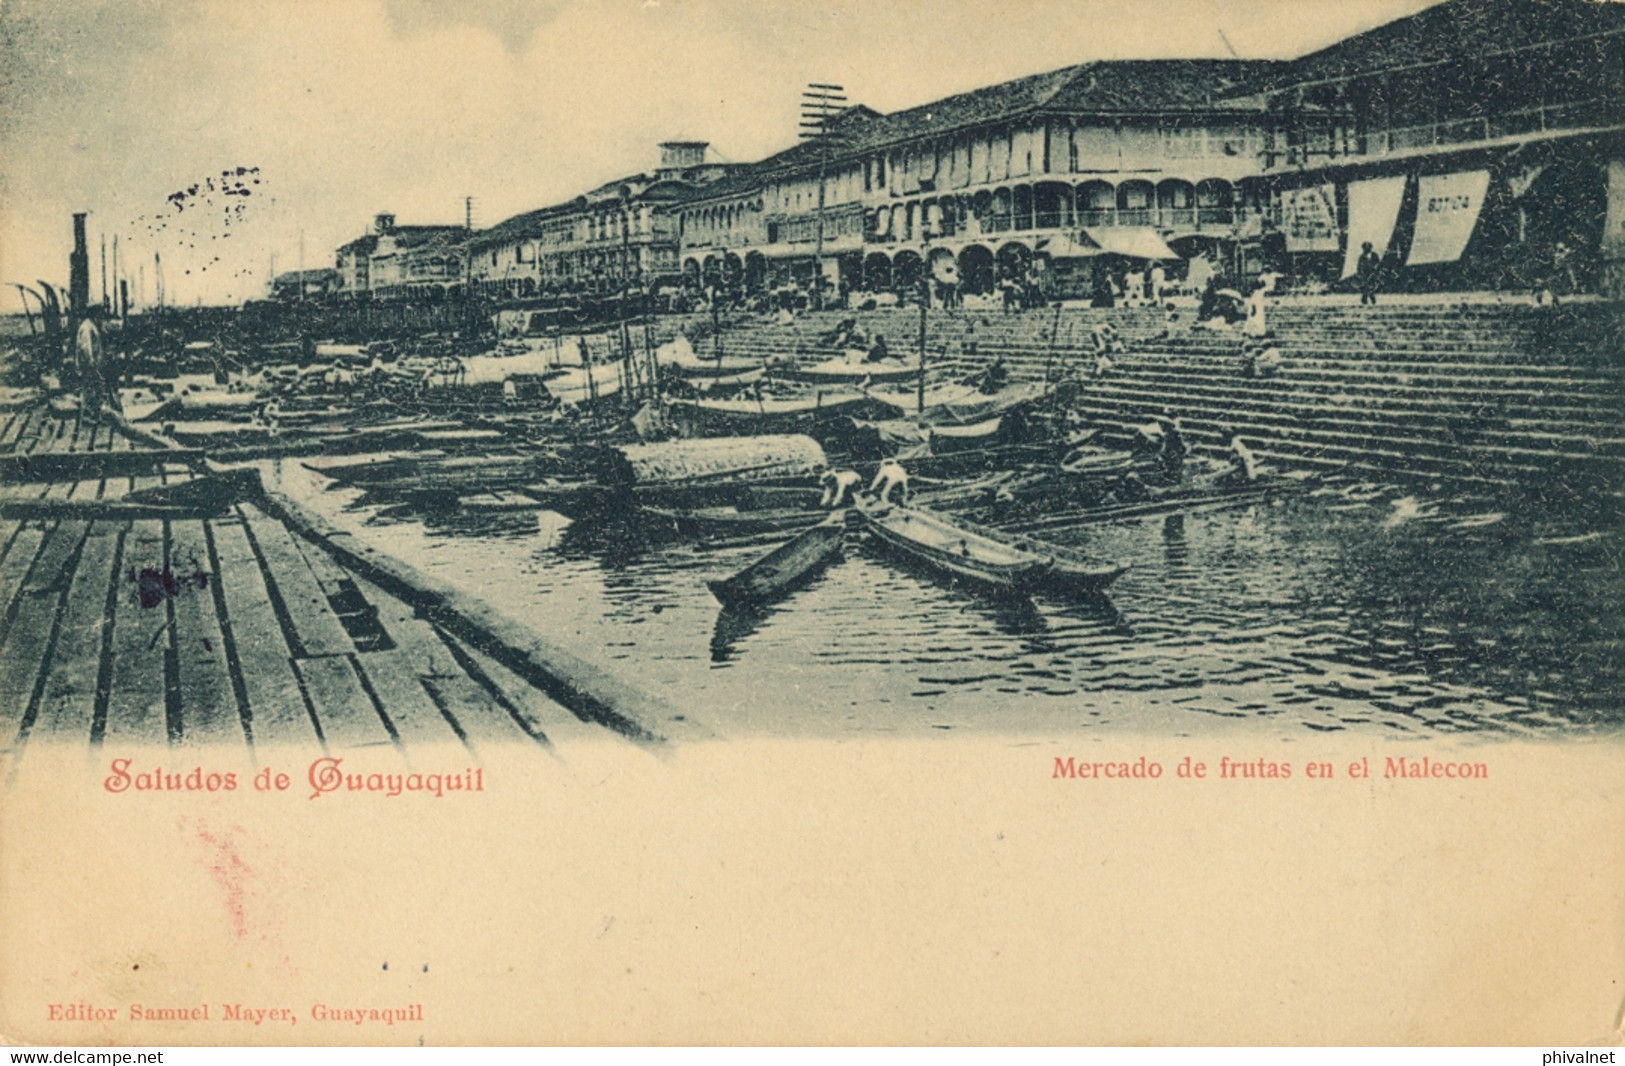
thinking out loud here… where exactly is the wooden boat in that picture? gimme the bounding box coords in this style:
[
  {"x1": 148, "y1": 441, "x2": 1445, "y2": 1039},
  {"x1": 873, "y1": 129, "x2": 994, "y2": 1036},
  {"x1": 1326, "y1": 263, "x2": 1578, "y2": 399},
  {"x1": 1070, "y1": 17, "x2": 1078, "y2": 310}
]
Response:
[
  {"x1": 787, "y1": 355, "x2": 921, "y2": 384},
  {"x1": 707, "y1": 511, "x2": 848, "y2": 609},
  {"x1": 929, "y1": 417, "x2": 1002, "y2": 454},
  {"x1": 1059, "y1": 445, "x2": 1136, "y2": 477},
  {"x1": 664, "y1": 391, "x2": 890, "y2": 436},
  {"x1": 303, "y1": 450, "x2": 447, "y2": 485},
  {"x1": 665, "y1": 354, "x2": 764, "y2": 378},
  {"x1": 945, "y1": 514, "x2": 1128, "y2": 597},
  {"x1": 859, "y1": 504, "x2": 1051, "y2": 593},
  {"x1": 644, "y1": 503, "x2": 827, "y2": 538}
]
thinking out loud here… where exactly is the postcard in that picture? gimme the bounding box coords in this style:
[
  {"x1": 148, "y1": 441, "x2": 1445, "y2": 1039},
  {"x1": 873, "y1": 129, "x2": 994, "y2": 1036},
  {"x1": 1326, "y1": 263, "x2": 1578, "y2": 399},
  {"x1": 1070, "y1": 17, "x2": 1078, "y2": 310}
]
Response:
[{"x1": 1, "y1": 0, "x2": 1622, "y2": 1047}]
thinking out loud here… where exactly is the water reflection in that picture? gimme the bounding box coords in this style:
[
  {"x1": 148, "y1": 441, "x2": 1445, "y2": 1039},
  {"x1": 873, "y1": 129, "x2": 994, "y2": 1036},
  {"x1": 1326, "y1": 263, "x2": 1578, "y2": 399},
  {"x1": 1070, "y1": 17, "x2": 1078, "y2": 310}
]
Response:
[
  {"x1": 262, "y1": 459, "x2": 1625, "y2": 738},
  {"x1": 711, "y1": 605, "x2": 769, "y2": 663}
]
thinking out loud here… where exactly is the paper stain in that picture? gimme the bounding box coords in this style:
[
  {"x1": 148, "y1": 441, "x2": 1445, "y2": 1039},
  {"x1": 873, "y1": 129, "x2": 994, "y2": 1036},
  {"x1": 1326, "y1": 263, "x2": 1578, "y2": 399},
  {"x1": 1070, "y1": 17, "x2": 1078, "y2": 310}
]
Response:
[{"x1": 194, "y1": 822, "x2": 253, "y2": 939}]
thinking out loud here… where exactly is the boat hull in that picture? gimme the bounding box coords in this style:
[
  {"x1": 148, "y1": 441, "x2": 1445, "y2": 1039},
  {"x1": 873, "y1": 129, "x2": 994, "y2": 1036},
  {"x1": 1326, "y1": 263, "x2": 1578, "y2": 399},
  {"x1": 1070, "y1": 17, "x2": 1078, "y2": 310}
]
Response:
[
  {"x1": 859, "y1": 505, "x2": 1051, "y2": 595},
  {"x1": 708, "y1": 514, "x2": 848, "y2": 609}
]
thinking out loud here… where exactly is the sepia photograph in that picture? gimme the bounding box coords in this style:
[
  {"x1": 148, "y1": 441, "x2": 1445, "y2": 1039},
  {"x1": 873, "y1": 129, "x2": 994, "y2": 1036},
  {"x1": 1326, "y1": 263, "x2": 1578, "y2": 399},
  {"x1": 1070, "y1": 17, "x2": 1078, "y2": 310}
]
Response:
[{"x1": 0, "y1": 0, "x2": 1621, "y2": 1048}]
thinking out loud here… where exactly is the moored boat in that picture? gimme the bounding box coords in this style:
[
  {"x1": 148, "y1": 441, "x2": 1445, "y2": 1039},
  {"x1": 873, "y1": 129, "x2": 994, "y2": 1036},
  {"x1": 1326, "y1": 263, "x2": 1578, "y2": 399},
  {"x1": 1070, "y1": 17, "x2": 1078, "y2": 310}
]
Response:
[
  {"x1": 859, "y1": 503, "x2": 1051, "y2": 594},
  {"x1": 644, "y1": 503, "x2": 827, "y2": 538},
  {"x1": 785, "y1": 354, "x2": 921, "y2": 385},
  {"x1": 943, "y1": 513, "x2": 1128, "y2": 597},
  {"x1": 707, "y1": 511, "x2": 848, "y2": 609}
]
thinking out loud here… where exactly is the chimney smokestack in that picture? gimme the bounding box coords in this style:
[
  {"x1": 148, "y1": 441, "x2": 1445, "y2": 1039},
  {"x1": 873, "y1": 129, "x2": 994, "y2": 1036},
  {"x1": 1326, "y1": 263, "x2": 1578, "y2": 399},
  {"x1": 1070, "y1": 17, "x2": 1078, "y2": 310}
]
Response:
[{"x1": 70, "y1": 213, "x2": 91, "y2": 317}]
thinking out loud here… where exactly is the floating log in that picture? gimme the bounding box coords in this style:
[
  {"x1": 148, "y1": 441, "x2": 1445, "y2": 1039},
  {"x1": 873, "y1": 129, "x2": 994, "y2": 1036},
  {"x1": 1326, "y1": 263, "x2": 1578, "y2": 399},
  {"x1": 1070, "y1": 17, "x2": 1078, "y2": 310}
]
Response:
[{"x1": 600, "y1": 434, "x2": 826, "y2": 488}]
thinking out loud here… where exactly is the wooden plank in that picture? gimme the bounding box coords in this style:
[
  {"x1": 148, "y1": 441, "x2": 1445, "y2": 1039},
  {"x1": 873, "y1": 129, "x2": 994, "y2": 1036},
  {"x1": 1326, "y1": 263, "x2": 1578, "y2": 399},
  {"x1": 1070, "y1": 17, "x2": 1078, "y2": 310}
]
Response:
[
  {"x1": 255, "y1": 489, "x2": 694, "y2": 743},
  {"x1": 0, "y1": 449, "x2": 205, "y2": 484},
  {"x1": 292, "y1": 653, "x2": 394, "y2": 751},
  {"x1": 345, "y1": 571, "x2": 524, "y2": 748},
  {"x1": 207, "y1": 518, "x2": 317, "y2": 746},
  {"x1": 0, "y1": 523, "x2": 47, "y2": 622},
  {"x1": 14, "y1": 408, "x2": 46, "y2": 453},
  {"x1": 0, "y1": 411, "x2": 23, "y2": 450},
  {"x1": 0, "y1": 523, "x2": 86, "y2": 754},
  {"x1": 238, "y1": 504, "x2": 358, "y2": 659},
  {"x1": 287, "y1": 542, "x2": 461, "y2": 748},
  {"x1": 29, "y1": 415, "x2": 65, "y2": 454},
  {"x1": 31, "y1": 521, "x2": 122, "y2": 742},
  {"x1": 165, "y1": 519, "x2": 243, "y2": 745},
  {"x1": 22, "y1": 519, "x2": 87, "y2": 596},
  {"x1": 438, "y1": 628, "x2": 604, "y2": 748},
  {"x1": 102, "y1": 520, "x2": 169, "y2": 745}
]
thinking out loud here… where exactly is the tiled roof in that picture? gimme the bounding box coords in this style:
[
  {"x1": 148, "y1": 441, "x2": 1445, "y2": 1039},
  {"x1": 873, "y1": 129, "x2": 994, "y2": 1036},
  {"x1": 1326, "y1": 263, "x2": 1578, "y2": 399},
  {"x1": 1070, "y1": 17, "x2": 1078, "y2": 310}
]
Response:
[
  {"x1": 469, "y1": 206, "x2": 571, "y2": 248},
  {"x1": 335, "y1": 234, "x2": 378, "y2": 257},
  {"x1": 378, "y1": 225, "x2": 467, "y2": 252},
  {"x1": 739, "y1": 59, "x2": 1277, "y2": 180},
  {"x1": 1275, "y1": 0, "x2": 1625, "y2": 88}
]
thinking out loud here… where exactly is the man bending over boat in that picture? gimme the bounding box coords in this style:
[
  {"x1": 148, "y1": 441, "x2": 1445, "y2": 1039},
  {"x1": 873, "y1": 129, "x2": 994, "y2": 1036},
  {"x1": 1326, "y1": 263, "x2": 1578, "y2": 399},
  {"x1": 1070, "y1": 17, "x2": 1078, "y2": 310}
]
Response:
[
  {"x1": 1220, "y1": 436, "x2": 1260, "y2": 487},
  {"x1": 868, "y1": 458, "x2": 910, "y2": 507},
  {"x1": 819, "y1": 468, "x2": 864, "y2": 508}
]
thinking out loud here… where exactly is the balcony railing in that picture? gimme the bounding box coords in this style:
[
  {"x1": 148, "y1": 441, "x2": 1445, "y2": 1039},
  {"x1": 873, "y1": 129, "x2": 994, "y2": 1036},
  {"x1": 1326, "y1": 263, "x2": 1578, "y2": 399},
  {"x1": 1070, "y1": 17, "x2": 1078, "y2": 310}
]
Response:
[{"x1": 1272, "y1": 97, "x2": 1622, "y2": 169}]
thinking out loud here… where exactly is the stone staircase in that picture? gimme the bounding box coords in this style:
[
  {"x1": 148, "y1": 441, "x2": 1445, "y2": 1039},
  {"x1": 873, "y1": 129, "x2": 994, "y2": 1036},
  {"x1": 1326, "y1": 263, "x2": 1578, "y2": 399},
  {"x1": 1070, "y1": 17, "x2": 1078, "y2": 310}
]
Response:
[{"x1": 692, "y1": 299, "x2": 1625, "y2": 489}]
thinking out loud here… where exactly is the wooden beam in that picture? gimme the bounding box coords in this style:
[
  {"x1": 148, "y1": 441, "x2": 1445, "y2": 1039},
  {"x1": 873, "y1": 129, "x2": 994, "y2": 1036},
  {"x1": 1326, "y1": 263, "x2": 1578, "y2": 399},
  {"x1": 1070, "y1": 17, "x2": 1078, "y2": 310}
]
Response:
[{"x1": 253, "y1": 488, "x2": 705, "y2": 744}]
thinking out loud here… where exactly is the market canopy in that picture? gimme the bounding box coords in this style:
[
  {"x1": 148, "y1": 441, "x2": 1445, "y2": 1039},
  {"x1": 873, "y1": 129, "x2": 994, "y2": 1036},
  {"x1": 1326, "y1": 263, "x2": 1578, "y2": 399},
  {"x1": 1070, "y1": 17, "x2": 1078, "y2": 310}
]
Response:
[
  {"x1": 1036, "y1": 233, "x2": 1099, "y2": 258},
  {"x1": 1082, "y1": 227, "x2": 1180, "y2": 260}
]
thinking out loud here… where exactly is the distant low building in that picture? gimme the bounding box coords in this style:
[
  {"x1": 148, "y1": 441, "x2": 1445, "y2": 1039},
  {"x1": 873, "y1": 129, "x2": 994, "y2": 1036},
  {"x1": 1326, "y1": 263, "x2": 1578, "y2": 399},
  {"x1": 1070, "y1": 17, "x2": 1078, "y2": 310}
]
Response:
[{"x1": 271, "y1": 267, "x2": 341, "y2": 301}]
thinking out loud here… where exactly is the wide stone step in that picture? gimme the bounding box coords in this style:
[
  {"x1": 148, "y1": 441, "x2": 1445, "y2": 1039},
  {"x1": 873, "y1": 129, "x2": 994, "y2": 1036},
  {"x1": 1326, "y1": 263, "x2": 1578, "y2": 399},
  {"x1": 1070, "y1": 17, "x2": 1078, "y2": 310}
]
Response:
[
  {"x1": 1097, "y1": 363, "x2": 1624, "y2": 418},
  {"x1": 1073, "y1": 384, "x2": 1625, "y2": 464}
]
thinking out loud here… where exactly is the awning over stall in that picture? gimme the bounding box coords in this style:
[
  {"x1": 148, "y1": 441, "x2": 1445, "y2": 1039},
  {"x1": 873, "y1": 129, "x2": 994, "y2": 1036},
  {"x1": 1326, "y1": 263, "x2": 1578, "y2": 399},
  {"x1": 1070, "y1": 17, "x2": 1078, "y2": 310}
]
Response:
[
  {"x1": 1082, "y1": 227, "x2": 1179, "y2": 260},
  {"x1": 1036, "y1": 233, "x2": 1100, "y2": 258}
]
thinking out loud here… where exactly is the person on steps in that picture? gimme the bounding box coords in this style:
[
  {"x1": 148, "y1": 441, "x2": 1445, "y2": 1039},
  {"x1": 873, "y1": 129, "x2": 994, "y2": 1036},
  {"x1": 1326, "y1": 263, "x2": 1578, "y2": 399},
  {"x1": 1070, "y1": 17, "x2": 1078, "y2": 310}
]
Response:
[
  {"x1": 1357, "y1": 242, "x2": 1382, "y2": 306},
  {"x1": 1221, "y1": 436, "x2": 1260, "y2": 487}
]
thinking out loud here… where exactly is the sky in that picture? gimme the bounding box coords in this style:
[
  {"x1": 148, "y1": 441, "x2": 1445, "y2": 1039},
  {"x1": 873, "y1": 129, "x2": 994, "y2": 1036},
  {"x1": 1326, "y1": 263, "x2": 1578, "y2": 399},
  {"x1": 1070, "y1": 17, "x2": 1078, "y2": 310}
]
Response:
[{"x1": 0, "y1": 0, "x2": 1441, "y2": 313}]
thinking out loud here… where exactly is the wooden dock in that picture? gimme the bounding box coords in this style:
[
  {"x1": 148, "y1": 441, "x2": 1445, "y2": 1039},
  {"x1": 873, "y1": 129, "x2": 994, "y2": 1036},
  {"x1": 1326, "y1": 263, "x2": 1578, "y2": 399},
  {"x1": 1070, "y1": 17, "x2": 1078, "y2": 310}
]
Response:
[{"x1": 0, "y1": 398, "x2": 651, "y2": 767}]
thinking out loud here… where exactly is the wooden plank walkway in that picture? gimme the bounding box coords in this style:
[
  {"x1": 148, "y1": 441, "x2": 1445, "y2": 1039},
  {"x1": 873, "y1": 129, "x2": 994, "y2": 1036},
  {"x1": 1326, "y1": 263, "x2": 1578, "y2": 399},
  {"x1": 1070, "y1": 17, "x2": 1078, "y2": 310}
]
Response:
[{"x1": 0, "y1": 402, "x2": 615, "y2": 769}]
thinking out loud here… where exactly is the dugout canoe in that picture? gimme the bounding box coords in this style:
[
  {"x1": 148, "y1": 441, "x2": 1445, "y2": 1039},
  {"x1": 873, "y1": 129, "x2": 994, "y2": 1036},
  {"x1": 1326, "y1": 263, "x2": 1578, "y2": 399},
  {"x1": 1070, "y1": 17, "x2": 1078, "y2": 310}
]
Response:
[
  {"x1": 859, "y1": 504, "x2": 1051, "y2": 594},
  {"x1": 707, "y1": 511, "x2": 848, "y2": 608},
  {"x1": 644, "y1": 503, "x2": 828, "y2": 538},
  {"x1": 942, "y1": 512, "x2": 1128, "y2": 597}
]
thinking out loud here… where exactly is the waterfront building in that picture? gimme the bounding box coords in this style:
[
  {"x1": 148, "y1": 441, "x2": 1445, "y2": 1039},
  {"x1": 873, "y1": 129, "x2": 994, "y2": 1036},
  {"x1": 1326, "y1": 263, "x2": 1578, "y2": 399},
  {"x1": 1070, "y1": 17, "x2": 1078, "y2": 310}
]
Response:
[
  {"x1": 333, "y1": 0, "x2": 1625, "y2": 307},
  {"x1": 1249, "y1": 0, "x2": 1625, "y2": 296},
  {"x1": 672, "y1": 0, "x2": 1624, "y2": 303},
  {"x1": 676, "y1": 62, "x2": 1279, "y2": 303},
  {"x1": 335, "y1": 213, "x2": 468, "y2": 302},
  {"x1": 271, "y1": 267, "x2": 341, "y2": 302},
  {"x1": 466, "y1": 143, "x2": 739, "y2": 305}
]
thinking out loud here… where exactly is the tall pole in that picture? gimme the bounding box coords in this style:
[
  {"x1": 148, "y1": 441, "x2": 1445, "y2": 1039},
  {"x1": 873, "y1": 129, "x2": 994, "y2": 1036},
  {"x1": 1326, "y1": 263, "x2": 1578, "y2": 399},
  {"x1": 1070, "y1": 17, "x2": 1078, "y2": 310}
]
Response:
[
  {"x1": 69, "y1": 213, "x2": 90, "y2": 319},
  {"x1": 712, "y1": 246, "x2": 726, "y2": 371},
  {"x1": 111, "y1": 235, "x2": 120, "y2": 316},
  {"x1": 619, "y1": 191, "x2": 636, "y2": 407},
  {"x1": 801, "y1": 83, "x2": 846, "y2": 312},
  {"x1": 917, "y1": 231, "x2": 930, "y2": 415},
  {"x1": 100, "y1": 233, "x2": 109, "y2": 313}
]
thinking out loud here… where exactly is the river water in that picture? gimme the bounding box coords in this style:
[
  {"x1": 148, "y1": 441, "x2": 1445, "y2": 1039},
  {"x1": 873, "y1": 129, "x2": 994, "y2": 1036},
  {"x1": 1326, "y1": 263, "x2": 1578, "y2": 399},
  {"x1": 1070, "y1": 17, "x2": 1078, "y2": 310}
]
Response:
[{"x1": 265, "y1": 460, "x2": 1623, "y2": 740}]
